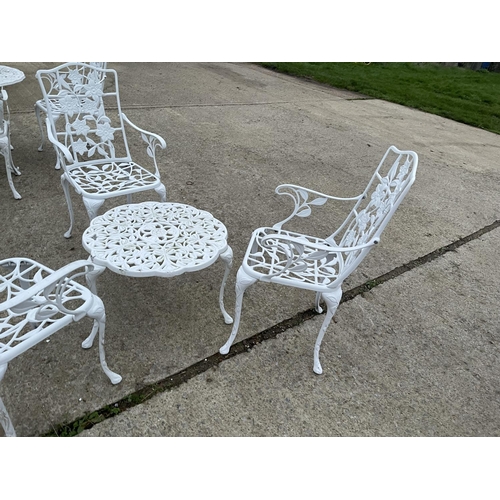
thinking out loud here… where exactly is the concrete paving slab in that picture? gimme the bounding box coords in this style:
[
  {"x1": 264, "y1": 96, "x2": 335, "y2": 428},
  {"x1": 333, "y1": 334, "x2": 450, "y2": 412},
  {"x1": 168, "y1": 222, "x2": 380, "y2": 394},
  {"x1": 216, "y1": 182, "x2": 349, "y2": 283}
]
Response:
[
  {"x1": 79, "y1": 227, "x2": 500, "y2": 436},
  {"x1": 1, "y1": 62, "x2": 499, "y2": 436}
]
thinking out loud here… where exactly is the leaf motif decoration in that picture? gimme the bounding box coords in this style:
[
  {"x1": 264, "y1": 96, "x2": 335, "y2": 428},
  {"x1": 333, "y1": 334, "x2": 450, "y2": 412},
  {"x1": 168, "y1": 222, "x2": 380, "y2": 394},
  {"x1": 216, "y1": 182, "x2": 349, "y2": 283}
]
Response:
[
  {"x1": 296, "y1": 206, "x2": 311, "y2": 218},
  {"x1": 309, "y1": 197, "x2": 328, "y2": 206},
  {"x1": 297, "y1": 189, "x2": 309, "y2": 202}
]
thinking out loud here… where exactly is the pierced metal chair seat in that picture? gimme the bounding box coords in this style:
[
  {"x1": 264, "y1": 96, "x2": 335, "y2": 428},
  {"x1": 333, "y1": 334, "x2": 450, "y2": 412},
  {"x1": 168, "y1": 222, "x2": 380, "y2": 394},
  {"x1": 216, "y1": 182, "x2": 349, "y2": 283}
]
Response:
[
  {"x1": 244, "y1": 227, "x2": 343, "y2": 291},
  {"x1": 36, "y1": 63, "x2": 167, "y2": 238},
  {"x1": 220, "y1": 146, "x2": 418, "y2": 375},
  {"x1": 66, "y1": 160, "x2": 161, "y2": 196},
  {"x1": 0, "y1": 257, "x2": 121, "y2": 437}
]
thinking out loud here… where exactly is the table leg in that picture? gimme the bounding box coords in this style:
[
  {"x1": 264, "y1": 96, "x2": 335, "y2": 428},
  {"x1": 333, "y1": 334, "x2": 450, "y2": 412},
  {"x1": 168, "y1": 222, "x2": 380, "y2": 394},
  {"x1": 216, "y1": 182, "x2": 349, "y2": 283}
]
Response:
[{"x1": 219, "y1": 246, "x2": 234, "y2": 324}]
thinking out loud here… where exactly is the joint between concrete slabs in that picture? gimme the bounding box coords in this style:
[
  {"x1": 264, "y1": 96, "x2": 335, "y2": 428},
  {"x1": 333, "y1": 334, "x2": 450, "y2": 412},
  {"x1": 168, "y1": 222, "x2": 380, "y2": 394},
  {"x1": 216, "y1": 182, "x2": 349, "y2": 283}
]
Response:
[{"x1": 42, "y1": 219, "x2": 500, "y2": 437}]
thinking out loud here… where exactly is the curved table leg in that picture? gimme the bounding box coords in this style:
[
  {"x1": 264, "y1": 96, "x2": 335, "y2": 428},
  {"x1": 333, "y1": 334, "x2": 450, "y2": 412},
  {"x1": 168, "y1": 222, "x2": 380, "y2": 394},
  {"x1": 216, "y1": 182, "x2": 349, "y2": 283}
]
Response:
[{"x1": 218, "y1": 246, "x2": 233, "y2": 324}]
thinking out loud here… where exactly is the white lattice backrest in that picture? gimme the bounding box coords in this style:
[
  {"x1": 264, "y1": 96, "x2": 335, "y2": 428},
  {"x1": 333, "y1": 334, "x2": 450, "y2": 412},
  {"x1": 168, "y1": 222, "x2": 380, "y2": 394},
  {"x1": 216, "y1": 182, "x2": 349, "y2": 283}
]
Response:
[
  {"x1": 36, "y1": 62, "x2": 131, "y2": 168},
  {"x1": 329, "y1": 146, "x2": 418, "y2": 279}
]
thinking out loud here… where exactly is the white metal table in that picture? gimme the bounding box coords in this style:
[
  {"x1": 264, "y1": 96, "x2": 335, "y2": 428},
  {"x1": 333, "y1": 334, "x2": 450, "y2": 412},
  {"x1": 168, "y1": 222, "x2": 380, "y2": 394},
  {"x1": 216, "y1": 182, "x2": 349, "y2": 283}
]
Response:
[
  {"x1": 82, "y1": 201, "x2": 234, "y2": 324},
  {"x1": 0, "y1": 65, "x2": 26, "y2": 198},
  {"x1": 0, "y1": 65, "x2": 25, "y2": 87}
]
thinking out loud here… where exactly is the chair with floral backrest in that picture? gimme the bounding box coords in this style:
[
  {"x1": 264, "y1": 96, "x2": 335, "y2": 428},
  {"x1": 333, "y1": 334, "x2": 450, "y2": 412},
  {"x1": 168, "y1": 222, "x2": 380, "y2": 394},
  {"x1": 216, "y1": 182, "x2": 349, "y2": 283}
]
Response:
[
  {"x1": 0, "y1": 89, "x2": 21, "y2": 199},
  {"x1": 0, "y1": 257, "x2": 122, "y2": 437},
  {"x1": 219, "y1": 146, "x2": 418, "y2": 375},
  {"x1": 35, "y1": 62, "x2": 107, "y2": 170},
  {"x1": 36, "y1": 62, "x2": 167, "y2": 238}
]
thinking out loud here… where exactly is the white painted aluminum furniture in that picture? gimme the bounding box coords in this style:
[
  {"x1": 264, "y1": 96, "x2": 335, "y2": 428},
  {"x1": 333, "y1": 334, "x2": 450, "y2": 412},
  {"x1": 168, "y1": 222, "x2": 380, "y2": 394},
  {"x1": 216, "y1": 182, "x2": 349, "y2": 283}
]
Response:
[
  {"x1": 36, "y1": 62, "x2": 167, "y2": 239},
  {"x1": 82, "y1": 201, "x2": 233, "y2": 325},
  {"x1": 0, "y1": 65, "x2": 25, "y2": 200},
  {"x1": 35, "y1": 62, "x2": 107, "y2": 170},
  {"x1": 219, "y1": 146, "x2": 418, "y2": 374},
  {"x1": 0, "y1": 258, "x2": 122, "y2": 437},
  {"x1": 0, "y1": 89, "x2": 21, "y2": 199},
  {"x1": 0, "y1": 65, "x2": 25, "y2": 87}
]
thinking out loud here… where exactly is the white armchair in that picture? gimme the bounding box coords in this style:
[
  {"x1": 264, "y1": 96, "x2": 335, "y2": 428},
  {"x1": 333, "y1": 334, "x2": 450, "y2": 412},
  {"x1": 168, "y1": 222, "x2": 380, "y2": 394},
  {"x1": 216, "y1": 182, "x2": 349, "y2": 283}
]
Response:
[
  {"x1": 220, "y1": 146, "x2": 419, "y2": 375},
  {"x1": 0, "y1": 258, "x2": 121, "y2": 437},
  {"x1": 36, "y1": 62, "x2": 167, "y2": 238}
]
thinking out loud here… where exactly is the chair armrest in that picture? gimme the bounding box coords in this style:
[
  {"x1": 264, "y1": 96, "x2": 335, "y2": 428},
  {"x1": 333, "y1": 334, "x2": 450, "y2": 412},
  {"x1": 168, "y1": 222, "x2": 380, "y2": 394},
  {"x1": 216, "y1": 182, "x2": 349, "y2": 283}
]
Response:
[
  {"x1": 272, "y1": 184, "x2": 364, "y2": 230},
  {"x1": 121, "y1": 112, "x2": 166, "y2": 150},
  {"x1": 256, "y1": 232, "x2": 379, "y2": 280},
  {"x1": 260, "y1": 232, "x2": 379, "y2": 255},
  {"x1": 45, "y1": 117, "x2": 73, "y2": 162},
  {"x1": 0, "y1": 259, "x2": 95, "y2": 315},
  {"x1": 121, "y1": 112, "x2": 166, "y2": 176}
]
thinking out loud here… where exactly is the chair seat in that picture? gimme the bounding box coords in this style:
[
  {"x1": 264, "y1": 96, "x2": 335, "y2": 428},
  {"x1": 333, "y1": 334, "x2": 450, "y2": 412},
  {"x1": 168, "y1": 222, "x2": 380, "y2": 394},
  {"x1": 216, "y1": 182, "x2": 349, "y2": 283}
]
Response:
[
  {"x1": 66, "y1": 161, "x2": 161, "y2": 197},
  {"x1": 244, "y1": 227, "x2": 341, "y2": 291}
]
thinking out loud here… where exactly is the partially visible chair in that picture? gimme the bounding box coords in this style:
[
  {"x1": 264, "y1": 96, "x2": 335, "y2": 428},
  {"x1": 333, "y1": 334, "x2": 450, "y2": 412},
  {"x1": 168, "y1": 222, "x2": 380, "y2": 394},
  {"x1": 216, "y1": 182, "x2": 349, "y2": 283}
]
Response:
[
  {"x1": 219, "y1": 146, "x2": 418, "y2": 375},
  {"x1": 0, "y1": 257, "x2": 122, "y2": 437},
  {"x1": 36, "y1": 62, "x2": 167, "y2": 238},
  {"x1": 0, "y1": 89, "x2": 21, "y2": 199},
  {"x1": 35, "y1": 62, "x2": 107, "y2": 170}
]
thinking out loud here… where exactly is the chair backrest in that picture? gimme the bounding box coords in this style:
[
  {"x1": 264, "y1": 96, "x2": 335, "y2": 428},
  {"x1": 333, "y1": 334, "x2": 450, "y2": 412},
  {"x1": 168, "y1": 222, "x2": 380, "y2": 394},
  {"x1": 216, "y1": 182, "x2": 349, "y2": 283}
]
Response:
[
  {"x1": 36, "y1": 62, "x2": 131, "y2": 168},
  {"x1": 328, "y1": 146, "x2": 418, "y2": 282}
]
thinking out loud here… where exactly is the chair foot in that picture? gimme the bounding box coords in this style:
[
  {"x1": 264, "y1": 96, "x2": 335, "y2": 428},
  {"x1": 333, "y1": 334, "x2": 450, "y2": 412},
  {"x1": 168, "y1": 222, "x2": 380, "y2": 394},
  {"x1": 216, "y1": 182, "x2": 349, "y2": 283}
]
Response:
[
  {"x1": 106, "y1": 371, "x2": 123, "y2": 385},
  {"x1": 219, "y1": 344, "x2": 231, "y2": 355},
  {"x1": 313, "y1": 363, "x2": 323, "y2": 375}
]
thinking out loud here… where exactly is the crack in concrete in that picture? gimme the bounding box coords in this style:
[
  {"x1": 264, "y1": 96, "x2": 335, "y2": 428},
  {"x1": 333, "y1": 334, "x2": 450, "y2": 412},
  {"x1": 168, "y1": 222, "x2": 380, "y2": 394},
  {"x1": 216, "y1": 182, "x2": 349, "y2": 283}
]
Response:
[{"x1": 42, "y1": 219, "x2": 500, "y2": 437}]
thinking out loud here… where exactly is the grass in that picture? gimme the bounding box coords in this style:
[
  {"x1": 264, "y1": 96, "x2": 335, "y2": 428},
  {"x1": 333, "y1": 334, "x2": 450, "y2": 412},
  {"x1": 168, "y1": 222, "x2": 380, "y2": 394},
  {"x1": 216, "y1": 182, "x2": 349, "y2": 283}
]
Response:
[{"x1": 260, "y1": 63, "x2": 500, "y2": 135}]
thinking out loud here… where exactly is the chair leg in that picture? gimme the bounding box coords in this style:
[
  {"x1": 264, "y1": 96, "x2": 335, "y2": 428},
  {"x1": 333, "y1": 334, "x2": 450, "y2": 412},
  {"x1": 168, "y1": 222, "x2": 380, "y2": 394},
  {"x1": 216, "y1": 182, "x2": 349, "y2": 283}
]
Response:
[
  {"x1": 35, "y1": 103, "x2": 45, "y2": 152},
  {"x1": 313, "y1": 288, "x2": 342, "y2": 375},
  {"x1": 0, "y1": 364, "x2": 16, "y2": 437},
  {"x1": 2, "y1": 145, "x2": 21, "y2": 200},
  {"x1": 61, "y1": 174, "x2": 75, "y2": 238},
  {"x1": 155, "y1": 183, "x2": 167, "y2": 202},
  {"x1": 86, "y1": 296, "x2": 122, "y2": 385},
  {"x1": 315, "y1": 292, "x2": 323, "y2": 313},
  {"x1": 219, "y1": 267, "x2": 257, "y2": 355},
  {"x1": 218, "y1": 246, "x2": 234, "y2": 324},
  {"x1": 54, "y1": 151, "x2": 61, "y2": 170}
]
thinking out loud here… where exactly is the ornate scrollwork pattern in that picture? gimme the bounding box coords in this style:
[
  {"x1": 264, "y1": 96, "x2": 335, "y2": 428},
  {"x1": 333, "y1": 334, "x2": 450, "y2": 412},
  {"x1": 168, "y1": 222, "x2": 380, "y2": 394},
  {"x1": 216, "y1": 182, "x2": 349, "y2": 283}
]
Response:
[
  {"x1": 273, "y1": 186, "x2": 328, "y2": 230},
  {"x1": 247, "y1": 228, "x2": 343, "y2": 288},
  {"x1": 337, "y1": 153, "x2": 415, "y2": 267},
  {"x1": 245, "y1": 149, "x2": 417, "y2": 289},
  {"x1": 38, "y1": 63, "x2": 164, "y2": 204},
  {"x1": 0, "y1": 259, "x2": 94, "y2": 357},
  {"x1": 82, "y1": 202, "x2": 229, "y2": 277},
  {"x1": 69, "y1": 161, "x2": 159, "y2": 195}
]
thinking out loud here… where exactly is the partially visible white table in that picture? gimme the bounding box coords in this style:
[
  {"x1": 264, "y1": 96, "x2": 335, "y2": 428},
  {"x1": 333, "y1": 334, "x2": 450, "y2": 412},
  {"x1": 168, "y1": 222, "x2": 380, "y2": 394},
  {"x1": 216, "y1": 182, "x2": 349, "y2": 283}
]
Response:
[
  {"x1": 82, "y1": 201, "x2": 234, "y2": 324},
  {"x1": 0, "y1": 65, "x2": 25, "y2": 87},
  {"x1": 0, "y1": 65, "x2": 25, "y2": 198}
]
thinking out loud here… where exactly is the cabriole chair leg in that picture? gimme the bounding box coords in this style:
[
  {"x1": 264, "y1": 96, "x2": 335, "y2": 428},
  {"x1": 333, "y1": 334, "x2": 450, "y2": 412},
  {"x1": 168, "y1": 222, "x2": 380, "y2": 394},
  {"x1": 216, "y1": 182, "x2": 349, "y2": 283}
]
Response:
[
  {"x1": 313, "y1": 288, "x2": 342, "y2": 375},
  {"x1": 219, "y1": 267, "x2": 257, "y2": 355}
]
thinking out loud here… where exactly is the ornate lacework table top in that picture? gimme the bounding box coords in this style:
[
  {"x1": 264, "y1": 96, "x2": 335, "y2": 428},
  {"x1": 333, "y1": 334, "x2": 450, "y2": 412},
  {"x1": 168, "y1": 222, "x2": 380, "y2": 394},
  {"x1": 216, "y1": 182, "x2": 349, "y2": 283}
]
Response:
[
  {"x1": 0, "y1": 65, "x2": 25, "y2": 87},
  {"x1": 82, "y1": 202, "x2": 229, "y2": 277}
]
